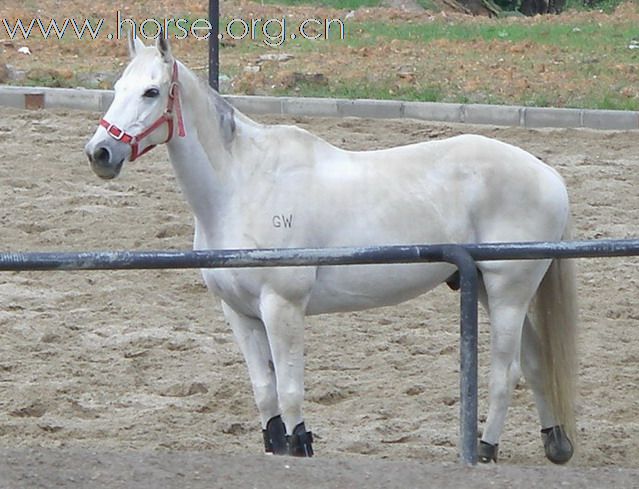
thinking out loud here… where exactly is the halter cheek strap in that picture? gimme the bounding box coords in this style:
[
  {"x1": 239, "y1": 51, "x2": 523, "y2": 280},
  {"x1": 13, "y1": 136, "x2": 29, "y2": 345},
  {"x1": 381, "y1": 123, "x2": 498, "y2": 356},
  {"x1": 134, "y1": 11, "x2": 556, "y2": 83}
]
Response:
[{"x1": 99, "y1": 61, "x2": 186, "y2": 162}]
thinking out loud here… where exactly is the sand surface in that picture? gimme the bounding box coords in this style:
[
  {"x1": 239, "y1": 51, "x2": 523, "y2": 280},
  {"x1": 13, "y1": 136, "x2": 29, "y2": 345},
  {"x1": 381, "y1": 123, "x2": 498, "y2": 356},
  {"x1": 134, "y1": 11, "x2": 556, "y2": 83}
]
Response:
[{"x1": 0, "y1": 107, "x2": 638, "y2": 486}]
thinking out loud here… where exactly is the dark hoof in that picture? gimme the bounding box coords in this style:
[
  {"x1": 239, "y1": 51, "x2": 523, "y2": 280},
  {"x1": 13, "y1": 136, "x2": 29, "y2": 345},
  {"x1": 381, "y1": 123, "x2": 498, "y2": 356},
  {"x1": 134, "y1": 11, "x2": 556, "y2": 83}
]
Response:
[
  {"x1": 478, "y1": 440, "x2": 498, "y2": 463},
  {"x1": 288, "y1": 422, "x2": 314, "y2": 457},
  {"x1": 541, "y1": 426, "x2": 574, "y2": 465},
  {"x1": 263, "y1": 415, "x2": 288, "y2": 455}
]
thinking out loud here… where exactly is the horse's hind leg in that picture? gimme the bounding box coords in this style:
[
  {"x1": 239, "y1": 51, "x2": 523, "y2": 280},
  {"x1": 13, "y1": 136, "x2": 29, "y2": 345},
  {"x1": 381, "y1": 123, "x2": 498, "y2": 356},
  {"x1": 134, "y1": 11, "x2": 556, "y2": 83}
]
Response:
[
  {"x1": 222, "y1": 302, "x2": 287, "y2": 454},
  {"x1": 477, "y1": 277, "x2": 520, "y2": 463},
  {"x1": 260, "y1": 292, "x2": 314, "y2": 457},
  {"x1": 521, "y1": 315, "x2": 554, "y2": 428},
  {"x1": 478, "y1": 263, "x2": 548, "y2": 462}
]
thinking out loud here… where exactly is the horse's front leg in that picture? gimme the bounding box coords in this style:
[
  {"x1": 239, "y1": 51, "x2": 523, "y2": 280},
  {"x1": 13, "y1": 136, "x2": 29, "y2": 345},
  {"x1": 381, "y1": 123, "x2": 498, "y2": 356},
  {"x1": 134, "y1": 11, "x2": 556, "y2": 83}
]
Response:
[
  {"x1": 221, "y1": 302, "x2": 288, "y2": 455},
  {"x1": 259, "y1": 292, "x2": 314, "y2": 457}
]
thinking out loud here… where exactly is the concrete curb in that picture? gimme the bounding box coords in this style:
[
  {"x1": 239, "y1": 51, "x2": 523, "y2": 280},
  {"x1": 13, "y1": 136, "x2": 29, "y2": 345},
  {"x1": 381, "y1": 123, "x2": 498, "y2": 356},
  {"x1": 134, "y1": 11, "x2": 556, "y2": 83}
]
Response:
[{"x1": 1, "y1": 84, "x2": 638, "y2": 130}]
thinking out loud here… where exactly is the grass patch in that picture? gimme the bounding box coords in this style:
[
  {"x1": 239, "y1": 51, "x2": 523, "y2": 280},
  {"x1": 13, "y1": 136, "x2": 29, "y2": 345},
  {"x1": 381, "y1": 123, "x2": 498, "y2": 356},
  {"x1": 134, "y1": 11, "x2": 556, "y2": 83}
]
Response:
[
  {"x1": 262, "y1": 0, "x2": 382, "y2": 8},
  {"x1": 586, "y1": 93, "x2": 639, "y2": 111},
  {"x1": 415, "y1": 0, "x2": 443, "y2": 10},
  {"x1": 565, "y1": 0, "x2": 628, "y2": 12},
  {"x1": 348, "y1": 18, "x2": 636, "y2": 50},
  {"x1": 274, "y1": 78, "x2": 442, "y2": 102},
  {"x1": 255, "y1": 0, "x2": 443, "y2": 10}
]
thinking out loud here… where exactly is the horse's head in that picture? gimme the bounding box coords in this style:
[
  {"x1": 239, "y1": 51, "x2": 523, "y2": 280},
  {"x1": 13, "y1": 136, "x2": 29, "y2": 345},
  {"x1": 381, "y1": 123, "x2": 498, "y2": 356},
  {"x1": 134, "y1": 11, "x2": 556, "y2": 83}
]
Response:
[{"x1": 85, "y1": 35, "x2": 184, "y2": 179}]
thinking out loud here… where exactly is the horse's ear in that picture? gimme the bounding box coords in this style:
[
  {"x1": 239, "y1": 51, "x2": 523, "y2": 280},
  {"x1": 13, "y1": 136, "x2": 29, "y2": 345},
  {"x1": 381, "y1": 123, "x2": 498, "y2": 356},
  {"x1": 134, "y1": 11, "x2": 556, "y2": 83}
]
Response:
[
  {"x1": 156, "y1": 30, "x2": 173, "y2": 64},
  {"x1": 127, "y1": 30, "x2": 145, "y2": 58}
]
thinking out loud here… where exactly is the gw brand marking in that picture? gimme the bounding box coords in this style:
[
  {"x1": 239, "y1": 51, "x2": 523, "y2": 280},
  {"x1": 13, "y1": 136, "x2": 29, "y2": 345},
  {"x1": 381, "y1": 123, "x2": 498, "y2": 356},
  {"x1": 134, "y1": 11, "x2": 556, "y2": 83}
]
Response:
[{"x1": 273, "y1": 214, "x2": 293, "y2": 228}]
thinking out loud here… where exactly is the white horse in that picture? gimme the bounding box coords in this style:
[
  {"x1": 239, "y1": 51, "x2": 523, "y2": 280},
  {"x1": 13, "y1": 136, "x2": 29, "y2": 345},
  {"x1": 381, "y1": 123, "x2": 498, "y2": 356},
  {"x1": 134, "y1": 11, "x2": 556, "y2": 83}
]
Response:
[{"x1": 85, "y1": 36, "x2": 577, "y2": 464}]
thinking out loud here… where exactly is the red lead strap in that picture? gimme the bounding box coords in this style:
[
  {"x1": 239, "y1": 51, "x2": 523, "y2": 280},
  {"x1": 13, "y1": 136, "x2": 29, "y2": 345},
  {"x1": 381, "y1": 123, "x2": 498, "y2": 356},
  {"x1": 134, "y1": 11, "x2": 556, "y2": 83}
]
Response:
[{"x1": 99, "y1": 61, "x2": 186, "y2": 162}]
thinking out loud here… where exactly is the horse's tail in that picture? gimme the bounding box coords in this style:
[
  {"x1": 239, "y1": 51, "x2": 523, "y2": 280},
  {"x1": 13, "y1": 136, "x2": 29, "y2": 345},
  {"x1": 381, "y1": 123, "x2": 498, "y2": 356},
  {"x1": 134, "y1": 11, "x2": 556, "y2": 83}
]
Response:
[{"x1": 534, "y1": 213, "x2": 578, "y2": 442}]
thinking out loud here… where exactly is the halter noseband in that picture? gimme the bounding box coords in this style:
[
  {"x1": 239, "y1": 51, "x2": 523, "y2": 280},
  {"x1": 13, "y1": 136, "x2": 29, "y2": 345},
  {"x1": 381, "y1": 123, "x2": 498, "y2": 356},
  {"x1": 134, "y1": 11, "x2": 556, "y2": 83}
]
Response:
[{"x1": 99, "y1": 61, "x2": 186, "y2": 162}]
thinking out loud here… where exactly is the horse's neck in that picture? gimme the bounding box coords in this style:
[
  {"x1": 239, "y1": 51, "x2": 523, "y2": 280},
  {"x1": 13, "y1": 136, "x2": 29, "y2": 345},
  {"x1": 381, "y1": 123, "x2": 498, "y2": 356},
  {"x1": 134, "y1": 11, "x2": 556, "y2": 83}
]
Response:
[{"x1": 165, "y1": 65, "x2": 258, "y2": 241}]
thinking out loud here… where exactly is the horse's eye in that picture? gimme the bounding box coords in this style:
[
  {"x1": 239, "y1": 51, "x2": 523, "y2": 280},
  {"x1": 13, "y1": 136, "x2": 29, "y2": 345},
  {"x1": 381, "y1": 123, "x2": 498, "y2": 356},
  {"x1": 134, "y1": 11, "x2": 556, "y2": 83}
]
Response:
[{"x1": 143, "y1": 88, "x2": 160, "y2": 98}]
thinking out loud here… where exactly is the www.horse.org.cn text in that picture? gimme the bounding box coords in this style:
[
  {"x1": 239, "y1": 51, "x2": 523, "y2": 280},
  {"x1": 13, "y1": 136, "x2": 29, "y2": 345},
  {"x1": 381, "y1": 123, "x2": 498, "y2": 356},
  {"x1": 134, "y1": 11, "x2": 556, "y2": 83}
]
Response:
[{"x1": 1, "y1": 13, "x2": 347, "y2": 47}]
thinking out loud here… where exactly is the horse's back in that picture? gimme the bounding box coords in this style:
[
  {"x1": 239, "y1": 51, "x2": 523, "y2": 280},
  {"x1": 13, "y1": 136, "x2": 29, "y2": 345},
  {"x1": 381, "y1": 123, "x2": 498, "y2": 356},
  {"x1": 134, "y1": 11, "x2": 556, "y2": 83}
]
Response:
[{"x1": 306, "y1": 133, "x2": 569, "y2": 245}]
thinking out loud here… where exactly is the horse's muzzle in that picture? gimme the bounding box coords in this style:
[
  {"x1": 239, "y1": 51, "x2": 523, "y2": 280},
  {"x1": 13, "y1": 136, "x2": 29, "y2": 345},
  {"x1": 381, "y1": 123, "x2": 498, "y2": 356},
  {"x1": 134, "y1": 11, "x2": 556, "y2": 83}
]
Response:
[{"x1": 85, "y1": 143, "x2": 125, "y2": 180}]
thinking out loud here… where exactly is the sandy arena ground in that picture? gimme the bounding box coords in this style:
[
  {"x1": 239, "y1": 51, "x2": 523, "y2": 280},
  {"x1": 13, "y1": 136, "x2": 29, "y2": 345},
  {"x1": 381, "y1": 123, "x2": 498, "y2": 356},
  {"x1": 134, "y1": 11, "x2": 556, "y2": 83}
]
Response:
[{"x1": 0, "y1": 107, "x2": 638, "y2": 487}]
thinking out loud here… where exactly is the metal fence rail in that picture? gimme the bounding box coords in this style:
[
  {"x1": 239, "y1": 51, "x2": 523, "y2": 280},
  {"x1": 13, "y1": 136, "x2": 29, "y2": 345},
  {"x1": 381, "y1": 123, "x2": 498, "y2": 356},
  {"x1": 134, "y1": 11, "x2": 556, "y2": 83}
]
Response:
[
  {"x1": 2, "y1": 239, "x2": 639, "y2": 271},
  {"x1": 1, "y1": 238, "x2": 638, "y2": 465}
]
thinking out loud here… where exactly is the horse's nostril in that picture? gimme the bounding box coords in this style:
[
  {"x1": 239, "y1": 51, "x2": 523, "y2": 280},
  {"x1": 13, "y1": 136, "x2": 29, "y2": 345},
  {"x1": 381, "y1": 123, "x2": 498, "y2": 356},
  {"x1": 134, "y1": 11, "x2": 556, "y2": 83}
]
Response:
[{"x1": 92, "y1": 147, "x2": 111, "y2": 165}]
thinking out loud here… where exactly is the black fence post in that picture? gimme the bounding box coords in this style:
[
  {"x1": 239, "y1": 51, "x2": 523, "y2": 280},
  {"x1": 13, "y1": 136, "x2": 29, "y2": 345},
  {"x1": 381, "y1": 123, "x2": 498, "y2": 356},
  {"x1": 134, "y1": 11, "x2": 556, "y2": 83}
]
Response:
[
  {"x1": 209, "y1": 0, "x2": 220, "y2": 90},
  {"x1": 442, "y1": 246, "x2": 479, "y2": 465}
]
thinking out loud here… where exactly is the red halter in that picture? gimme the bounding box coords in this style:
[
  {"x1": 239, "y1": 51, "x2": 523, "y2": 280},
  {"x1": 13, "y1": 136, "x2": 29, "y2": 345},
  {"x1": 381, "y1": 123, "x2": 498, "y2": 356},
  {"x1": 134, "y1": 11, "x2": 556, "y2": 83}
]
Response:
[{"x1": 99, "y1": 61, "x2": 186, "y2": 162}]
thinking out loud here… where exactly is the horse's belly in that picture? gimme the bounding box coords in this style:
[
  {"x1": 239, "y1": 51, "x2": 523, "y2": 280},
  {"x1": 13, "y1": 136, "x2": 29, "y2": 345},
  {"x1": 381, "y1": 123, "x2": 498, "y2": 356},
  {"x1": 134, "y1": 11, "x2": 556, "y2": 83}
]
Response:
[{"x1": 305, "y1": 262, "x2": 455, "y2": 315}]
